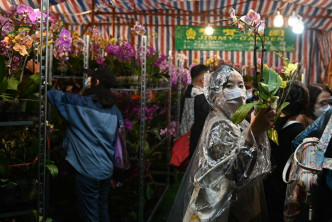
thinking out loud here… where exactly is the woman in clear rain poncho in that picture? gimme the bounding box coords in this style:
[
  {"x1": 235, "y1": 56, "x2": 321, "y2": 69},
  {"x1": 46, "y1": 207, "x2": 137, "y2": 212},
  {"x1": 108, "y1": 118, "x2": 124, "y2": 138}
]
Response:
[{"x1": 168, "y1": 64, "x2": 276, "y2": 222}]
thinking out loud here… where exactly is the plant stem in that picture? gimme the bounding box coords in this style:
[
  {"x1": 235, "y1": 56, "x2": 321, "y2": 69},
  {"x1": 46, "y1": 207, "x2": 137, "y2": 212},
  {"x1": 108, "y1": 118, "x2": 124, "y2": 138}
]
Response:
[
  {"x1": 0, "y1": 20, "x2": 11, "y2": 38},
  {"x1": 253, "y1": 33, "x2": 258, "y2": 89},
  {"x1": 20, "y1": 56, "x2": 28, "y2": 81},
  {"x1": 256, "y1": 32, "x2": 265, "y2": 81}
]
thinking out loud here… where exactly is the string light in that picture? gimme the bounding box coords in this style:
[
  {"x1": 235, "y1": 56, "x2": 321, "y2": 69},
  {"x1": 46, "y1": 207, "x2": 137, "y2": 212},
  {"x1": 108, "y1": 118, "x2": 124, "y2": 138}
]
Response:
[
  {"x1": 288, "y1": 11, "x2": 297, "y2": 27},
  {"x1": 205, "y1": 24, "x2": 213, "y2": 35},
  {"x1": 273, "y1": 11, "x2": 284, "y2": 27},
  {"x1": 292, "y1": 17, "x2": 304, "y2": 34}
]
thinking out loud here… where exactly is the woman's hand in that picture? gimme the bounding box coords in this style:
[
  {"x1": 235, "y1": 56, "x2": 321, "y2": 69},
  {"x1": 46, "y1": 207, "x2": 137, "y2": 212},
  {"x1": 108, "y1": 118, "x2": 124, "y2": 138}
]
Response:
[
  {"x1": 247, "y1": 108, "x2": 276, "y2": 145},
  {"x1": 26, "y1": 59, "x2": 40, "y2": 74}
]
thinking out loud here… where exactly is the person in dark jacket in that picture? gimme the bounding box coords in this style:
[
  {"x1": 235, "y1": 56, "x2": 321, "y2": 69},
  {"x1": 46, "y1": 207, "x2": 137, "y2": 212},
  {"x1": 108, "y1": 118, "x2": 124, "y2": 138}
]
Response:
[
  {"x1": 48, "y1": 67, "x2": 123, "y2": 222},
  {"x1": 189, "y1": 92, "x2": 212, "y2": 157},
  {"x1": 264, "y1": 81, "x2": 309, "y2": 222},
  {"x1": 179, "y1": 64, "x2": 209, "y2": 136}
]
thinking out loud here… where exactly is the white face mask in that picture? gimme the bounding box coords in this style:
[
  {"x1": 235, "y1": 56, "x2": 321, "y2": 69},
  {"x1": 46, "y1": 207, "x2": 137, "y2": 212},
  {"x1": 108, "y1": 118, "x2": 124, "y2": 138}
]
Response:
[
  {"x1": 313, "y1": 104, "x2": 331, "y2": 118},
  {"x1": 222, "y1": 88, "x2": 247, "y2": 113},
  {"x1": 246, "y1": 93, "x2": 253, "y2": 100},
  {"x1": 84, "y1": 77, "x2": 90, "y2": 89},
  {"x1": 223, "y1": 88, "x2": 246, "y2": 103}
]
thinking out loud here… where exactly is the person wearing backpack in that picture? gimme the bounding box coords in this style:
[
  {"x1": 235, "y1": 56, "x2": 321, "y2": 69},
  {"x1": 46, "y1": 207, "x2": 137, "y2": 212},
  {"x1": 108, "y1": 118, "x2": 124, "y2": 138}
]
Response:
[{"x1": 48, "y1": 67, "x2": 123, "y2": 222}]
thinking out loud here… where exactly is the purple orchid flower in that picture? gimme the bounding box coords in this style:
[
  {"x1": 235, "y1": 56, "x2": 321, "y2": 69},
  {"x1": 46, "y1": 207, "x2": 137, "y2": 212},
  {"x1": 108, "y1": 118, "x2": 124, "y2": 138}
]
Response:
[
  {"x1": 105, "y1": 44, "x2": 120, "y2": 56},
  {"x1": 118, "y1": 43, "x2": 135, "y2": 62},
  {"x1": 7, "y1": 6, "x2": 17, "y2": 16},
  {"x1": 59, "y1": 28, "x2": 72, "y2": 41},
  {"x1": 17, "y1": 5, "x2": 34, "y2": 15},
  {"x1": 124, "y1": 120, "x2": 133, "y2": 130},
  {"x1": 0, "y1": 17, "x2": 13, "y2": 37}
]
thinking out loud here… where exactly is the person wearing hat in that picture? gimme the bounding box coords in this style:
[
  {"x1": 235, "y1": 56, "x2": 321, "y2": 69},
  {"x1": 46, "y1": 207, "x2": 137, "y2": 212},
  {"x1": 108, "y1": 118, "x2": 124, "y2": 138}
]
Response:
[{"x1": 47, "y1": 67, "x2": 123, "y2": 222}]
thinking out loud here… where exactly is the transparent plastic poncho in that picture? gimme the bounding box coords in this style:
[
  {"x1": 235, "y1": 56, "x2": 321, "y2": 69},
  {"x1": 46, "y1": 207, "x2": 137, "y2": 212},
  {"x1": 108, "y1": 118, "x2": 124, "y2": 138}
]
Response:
[{"x1": 168, "y1": 65, "x2": 271, "y2": 222}]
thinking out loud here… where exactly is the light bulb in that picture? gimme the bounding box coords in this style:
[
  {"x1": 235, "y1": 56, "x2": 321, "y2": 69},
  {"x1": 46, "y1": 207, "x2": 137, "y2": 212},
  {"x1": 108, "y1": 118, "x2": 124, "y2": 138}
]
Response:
[
  {"x1": 288, "y1": 11, "x2": 297, "y2": 27},
  {"x1": 292, "y1": 17, "x2": 304, "y2": 34},
  {"x1": 273, "y1": 11, "x2": 284, "y2": 27},
  {"x1": 205, "y1": 24, "x2": 213, "y2": 35}
]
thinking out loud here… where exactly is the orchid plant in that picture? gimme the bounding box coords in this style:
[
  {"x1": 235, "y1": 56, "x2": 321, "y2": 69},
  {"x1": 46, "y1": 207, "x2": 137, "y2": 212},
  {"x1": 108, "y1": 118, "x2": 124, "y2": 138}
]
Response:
[
  {"x1": 229, "y1": 9, "x2": 299, "y2": 145},
  {"x1": 131, "y1": 22, "x2": 146, "y2": 36},
  {"x1": 206, "y1": 54, "x2": 224, "y2": 72},
  {"x1": 0, "y1": 4, "x2": 60, "y2": 100},
  {"x1": 0, "y1": 4, "x2": 60, "y2": 191}
]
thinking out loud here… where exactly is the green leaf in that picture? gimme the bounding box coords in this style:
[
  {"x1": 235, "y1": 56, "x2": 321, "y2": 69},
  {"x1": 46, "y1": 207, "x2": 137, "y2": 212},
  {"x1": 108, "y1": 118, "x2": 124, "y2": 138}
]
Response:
[
  {"x1": 144, "y1": 140, "x2": 150, "y2": 155},
  {"x1": 17, "y1": 73, "x2": 40, "y2": 98},
  {"x1": 29, "y1": 72, "x2": 40, "y2": 82},
  {"x1": 7, "y1": 77, "x2": 18, "y2": 90},
  {"x1": 274, "y1": 51, "x2": 289, "y2": 64},
  {"x1": 256, "y1": 103, "x2": 268, "y2": 109},
  {"x1": 128, "y1": 211, "x2": 137, "y2": 221},
  {"x1": 279, "y1": 101, "x2": 290, "y2": 113},
  {"x1": 232, "y1": 102, "x2": 259, "y2": 124},
  {"x1": 262, "y1": 66, "x2": 282, "y2": 94},
  {"x1": 46, "y1": 164, "x2": 58, "y2": 178},
  {"x1": 268, "y1": 128, "x2": 279, "y2": 145},
  {"x1": 269, "y1": 96, "x2": 279, "y2": 105},
  {"x1": 0, "y1": 93, "x2": 14, "y2": 100},
  {"x1": 151, "y1": 128, "x2": 161, "y2": 140},
  {"x1": 146, "y1": 184, "x2": 153, "y2": 200},
  {"x1": 257, "y1": 90, "x2": 270, "y2": 101},
  {"x1": 258, "y1": 82, "x2": 270, "y2": 94},
  {"x1": 275, "y1": 102, "x2": 290, "y2": 123}
]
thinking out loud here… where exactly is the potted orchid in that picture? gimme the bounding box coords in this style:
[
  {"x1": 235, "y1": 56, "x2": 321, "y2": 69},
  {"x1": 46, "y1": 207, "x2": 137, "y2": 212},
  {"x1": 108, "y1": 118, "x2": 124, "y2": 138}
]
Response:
[
  {"x1": 0, "y1": 4, "x2": 60, "y2": 103},
  {"x1": 0, "y1": 4, "x2": 59, "y2": 205},
  {"x1": 229, "y1": 9, "x2": 299, "y2": 145}
]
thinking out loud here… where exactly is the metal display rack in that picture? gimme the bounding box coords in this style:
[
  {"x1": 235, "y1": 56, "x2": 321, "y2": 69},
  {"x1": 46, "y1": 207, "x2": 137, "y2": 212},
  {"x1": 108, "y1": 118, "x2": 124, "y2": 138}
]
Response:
[
  {"x1": 1, "y1": 2, "x2": 172, "y2": 220},
  {"x1": 37, "y1": 0, "x2": 50, "y2": 220},
  {"x1": 108, "y1": 36, "x2": 172, "y2": 222},
  {"x1": 0, "y1": 1, "x2": 50, "y2": 221}
]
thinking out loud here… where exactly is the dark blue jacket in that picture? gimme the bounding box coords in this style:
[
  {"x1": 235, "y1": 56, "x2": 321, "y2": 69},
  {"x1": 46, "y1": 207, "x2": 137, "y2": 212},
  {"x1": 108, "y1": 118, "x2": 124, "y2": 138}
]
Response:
[
  {"x1": 48, "y1": 89, "x2": 123, "y2": 180},
  {"x1": 292, "y1": 108, "x2": 332, "y2": 156}
]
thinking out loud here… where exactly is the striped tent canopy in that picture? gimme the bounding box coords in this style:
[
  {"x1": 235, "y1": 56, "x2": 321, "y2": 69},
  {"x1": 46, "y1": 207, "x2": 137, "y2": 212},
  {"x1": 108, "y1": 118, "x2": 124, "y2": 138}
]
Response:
[
  {"x1": 1, "y1": 0, "x2": 331, "y2": 30},
  {"x1": 1, "y1": 0, "x2": 332, "y2": 83}
]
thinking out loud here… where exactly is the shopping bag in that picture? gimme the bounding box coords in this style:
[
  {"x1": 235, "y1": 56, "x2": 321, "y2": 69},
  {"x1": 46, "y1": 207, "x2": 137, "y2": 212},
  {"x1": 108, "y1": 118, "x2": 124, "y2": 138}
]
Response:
[
  {"x1": 283, "y1": 138, "x2": 320, "y2": 219},
  {"x1": 170, "y1": 131, "x2": 190, "y2": 169},
  {"x1": 114, "y1": 126, "x2": 131, "y2": 170},
  {"x1": 283, "y1": 116, "x2": 332, "y2": 220}
]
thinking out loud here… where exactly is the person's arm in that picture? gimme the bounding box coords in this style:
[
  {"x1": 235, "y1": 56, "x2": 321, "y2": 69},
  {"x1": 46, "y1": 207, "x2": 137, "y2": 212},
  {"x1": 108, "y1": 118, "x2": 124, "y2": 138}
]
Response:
[
  {"x1": 196, "y1": 117, "x2": 271, "y2": 189},
  {"x1": 292, "y1": 108, "x2": 332, "y2": 151},
  {"x1": 48, "y1": 88, "x2": 84, "y2": 122},
  {"x1": 246, "y1": 108, "x2": 276, "y2": 146}
]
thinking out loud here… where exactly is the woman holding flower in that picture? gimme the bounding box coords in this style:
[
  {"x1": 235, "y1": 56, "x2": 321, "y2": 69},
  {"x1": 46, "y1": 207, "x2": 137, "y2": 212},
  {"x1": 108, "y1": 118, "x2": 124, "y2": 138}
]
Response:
[{"x1": 168, "y1": 64, "x2": 275, "y2": 221}]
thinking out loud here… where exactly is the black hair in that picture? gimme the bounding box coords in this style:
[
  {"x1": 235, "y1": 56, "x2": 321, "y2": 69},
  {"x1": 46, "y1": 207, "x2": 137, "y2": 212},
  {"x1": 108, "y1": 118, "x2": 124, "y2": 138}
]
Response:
[
  {"x1": 275, "y1": 81, "x2": 309, "y2": 130},
  {"x1": 190, "y1": 64, "x2": 209, "y2": 80},
  {"x1": 82, "y1": 80, "x2": 115, "y2": 108},
  {"x1": 306, "y1": 83, "x2": 332, "y2": 119},
  {"x1": 82, "y1": 67, "x2": 116, "y2": 108}
]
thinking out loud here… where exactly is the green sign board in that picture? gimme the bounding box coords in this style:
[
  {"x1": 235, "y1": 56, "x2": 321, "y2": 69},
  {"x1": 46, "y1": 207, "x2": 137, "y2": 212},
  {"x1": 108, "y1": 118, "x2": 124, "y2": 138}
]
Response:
[{"x1": 175, "y1": 26, "x2": 295, "y2": 52}]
